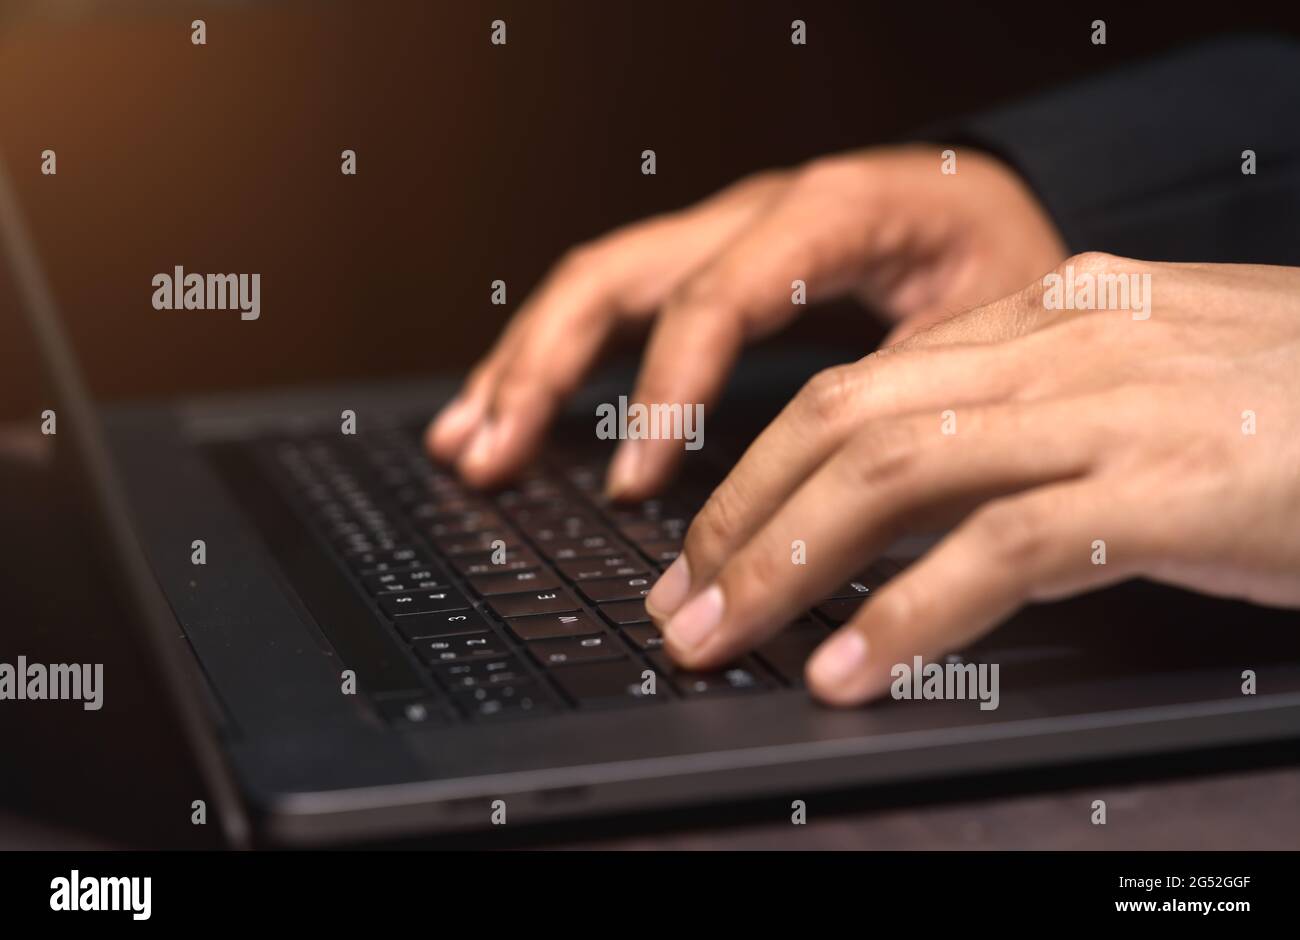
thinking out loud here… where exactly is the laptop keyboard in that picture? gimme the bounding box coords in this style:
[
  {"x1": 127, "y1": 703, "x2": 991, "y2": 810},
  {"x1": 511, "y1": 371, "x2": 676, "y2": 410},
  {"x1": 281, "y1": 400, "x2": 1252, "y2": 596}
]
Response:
[{"x1": 256, "y1": 425, "x2": 903, "y2": 726}]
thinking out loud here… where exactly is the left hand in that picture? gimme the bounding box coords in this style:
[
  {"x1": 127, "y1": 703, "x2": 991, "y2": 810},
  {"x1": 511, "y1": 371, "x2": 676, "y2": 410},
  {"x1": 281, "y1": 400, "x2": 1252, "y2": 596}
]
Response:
[{"x1": 644, "y1": 253, "x2": 1300, "y2": 705}]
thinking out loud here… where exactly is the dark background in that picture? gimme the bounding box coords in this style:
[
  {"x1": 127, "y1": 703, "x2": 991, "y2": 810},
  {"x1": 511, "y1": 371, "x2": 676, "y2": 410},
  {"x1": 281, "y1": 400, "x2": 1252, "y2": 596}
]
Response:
[
  {"x1": 4, "y1": 0, "x2": 1300, "y2": 421},
  {"x1": 3, "y1": 0, "x2": 1300, "y2": 849}
]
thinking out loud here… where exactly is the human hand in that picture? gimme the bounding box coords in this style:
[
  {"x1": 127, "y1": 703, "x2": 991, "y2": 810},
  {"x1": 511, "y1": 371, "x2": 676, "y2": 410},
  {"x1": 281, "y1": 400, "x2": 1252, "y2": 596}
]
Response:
[
  {"x1": 645, "y1": 254, "x2": 1300, "y2": 705},
  {"x1": 426, "y1": 146, "x2": 1065, "y2": 498}
]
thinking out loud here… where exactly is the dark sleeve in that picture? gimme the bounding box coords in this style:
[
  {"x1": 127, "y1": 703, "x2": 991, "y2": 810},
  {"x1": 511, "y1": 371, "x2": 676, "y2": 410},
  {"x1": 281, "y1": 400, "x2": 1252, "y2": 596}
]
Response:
[{"x1": 934, "y1": 36, "x2": 1300, "y2": 265}]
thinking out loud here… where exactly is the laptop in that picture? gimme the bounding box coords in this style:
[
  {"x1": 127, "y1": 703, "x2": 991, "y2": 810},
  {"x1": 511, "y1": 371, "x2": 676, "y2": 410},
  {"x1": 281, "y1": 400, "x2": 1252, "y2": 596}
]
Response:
[{"x1": 5, "y1": 154, "x2": 1300, "y2": 848}]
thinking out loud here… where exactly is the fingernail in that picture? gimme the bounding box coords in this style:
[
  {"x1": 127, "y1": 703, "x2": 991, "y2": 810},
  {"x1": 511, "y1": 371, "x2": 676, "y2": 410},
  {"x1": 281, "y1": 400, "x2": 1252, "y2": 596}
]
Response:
[
  {"x1": 646, "y1": 555, "x2": 690, "y2": 620},
  {"x1": 434, "y1": 394, "x2": 464, "y2": 423},
  {"x1": 462, "y1": 421, "x2": 497, "y2": 470},
  {"x1": 664, "y1": 584, "x2": 723, "y2": 652},
  {"x1": 808, "y1": 630, "x2": 869, "y2": 689},
  {"x1": 432, "y1": 396, "x2": 478, "y2": 447},
  {"x1": 605, "y1": 439, "x2": 642, "y2": 498}
]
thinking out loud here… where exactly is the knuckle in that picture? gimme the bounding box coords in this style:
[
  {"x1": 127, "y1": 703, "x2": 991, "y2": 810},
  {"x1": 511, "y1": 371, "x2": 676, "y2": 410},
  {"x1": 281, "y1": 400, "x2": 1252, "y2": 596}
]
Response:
[
  {"x1": 1058, "y1": 308, "x2": 1115, "y2": 340},
  {"x1": 722, "y1": 541, "x2": 783, "y2": 607},
  {"x1": 491, "y1": 375, "x2": 536, "y2": 413},
  {"x1": 794, "y1": 154, "x2": 866, "y2": 193},
  {"x1": 732, "y1": 167, "x2": 790, "y2": 197},
  {"x1": 1153, "y1": 434, "x2": 1233, "y2": 486},
  {"x1": 971, "y1": 498, "x2": 1049, "y2": 570},
  {"x1": 669, "y1": 264, "x2": 732, "y2": 313},
  {"x1": 842, "y1": 419, "x2": 922, "y2": 490},
  {"x1": 555, "y1": 242, "x2": 610, "y2": 290},
  {"x1": 685, "y1": 482, "x2": 747, "y2": 568},
  {"x1": 464, "y1": 360, "x2": 500, "y2": 397},
  {"x1": 797, "y1": 364, "x2": 861, "y2": 426},
  {"x1": 871, "y1": 582, "x2": 921, "y2": 644},
  {"x1": 790, "y1": 156, "x2": 881, "y2": 216},
  {"x1": 559, "y1": 242, "x2": 601, "y2": 274},
  {"x1": 1062, "y1": 251, "x2": 1127, "y2": 277},
  {"x1": 494, "y1": 356, "x2": 571, "y2": 407}
]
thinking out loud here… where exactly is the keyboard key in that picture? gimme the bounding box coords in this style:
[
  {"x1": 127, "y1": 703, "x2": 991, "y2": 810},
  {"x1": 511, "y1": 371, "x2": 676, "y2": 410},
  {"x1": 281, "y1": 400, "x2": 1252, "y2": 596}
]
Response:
[
  {"x1": 597, "y1": 599, "x2": 652, "y2": 625},
  {"x1": 513, "y1": 508, "x2": 597, "y2": 531},
  {"x1": 275, "y1": 435, "x2": 796, "y2": 715},
  {"x1": 827, "y1": 579, "x2": 875, "y2": 599},
  {"x1": 648, "y1": 653, "x2": 770, "y2": 696},
  {"x1": 379, "y1": 588, "x2": 472, "y2": 618},
  {"x1": 637, "y1": 540, "x2": 682, "y2": 564},
  {"x1": 529, "y1": 523, "x2": 611, "y2": 545},
  {"x1": 325, "y1": 519, "x2": 367, "y2": 540},
  {"x1": 337, "y1": 535, "x2": 399, "y2": 554},
  {"x1": 815, "y1": 597, "x2": 866, "y2": 625},
  {"x1": 606, "y1": 502, "x2": 665, "y2": 524},
  {"x1": 496, "y1": 495, "x2": 565, "y2": 518},
  {"x1": 538, "y1": 535, "x2": 623, "y2": 560},
  {"x1": 426, "y1": 510, "x2": 504, "y2": 537},
  {"x1": 506, "y1": 610, "x2": 604, "y2": 641},
  {"x1": 550, "y1": 660, "x2": 664, "y2": 707},
  {"x1": 755, "y1": 627, "x2": 827, "y2": 685},
  {"x1": 436, "y1": 532, "x2": 523, "y2": 556},
  {"x1": 363, "y1": 569, "x2": 444, "y2": 595},
  {"x1": 487, "y1": 588, "x2": 582, "y2": 619},
  {"x1": 621, "y1": 623, "x2": 664, "y2": 651},
  {"x1": 432, "y1": 656, "x2": 526, "y2": 689},
  {"x1": 578, "y1": 575, "x2": 656, "y2": 604},
  {"x1": 529, "y1": 634, "x2": 626, "y2": 667},
  {"x1": 377, "y1": 697, "x2": 451, "y2": 726},
  {"x1": 826, "y1": 564, "x2": 896, "y2": 599},
  {"x1": 413, "y1": 632, "x2": 508, "y2": 664},
  {"x1": 454, "y1": 681, "x2": 551, "y2": 719},
  {"x1": 563, "y1": 465, "x2": 603, "y2": 492},
  {"x1": 556, "y1": 556, "x2": 650, "y2": 581},
  {"x1": 468, "y1": 568, "x2": 559, "y2": 596},
  {"x1": 449, "y1": 549, "x2": 541, "y2": 577},
  {"x1": 873, "y1": 557, "x2": 906, "y2": 577},
  {"x1": 675, "y1": 667, "x2": 767, "y2": 696},
  {"x1": 393, "y1": 609, "x2": 494, "y2": 641},
  {"x1": 495, "y1": 481, "x2": 563, "y2": 509},
  {"x1": 826, "y1": 561, "x2": 899, "y2": 598},
  {"x1": 420, "y1": 494, "x2": 491, "y2": 516},
  {"x1": 346, "y1": 546, "x2": 429, "y2": 573},
  {"x1": 616, "y1": 520, "x2": 669, "y2": 542}
]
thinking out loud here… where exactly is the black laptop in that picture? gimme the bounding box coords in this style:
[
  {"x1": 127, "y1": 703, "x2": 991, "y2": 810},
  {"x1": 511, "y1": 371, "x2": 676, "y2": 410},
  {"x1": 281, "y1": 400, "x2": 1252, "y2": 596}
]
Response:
[{"x1": 5, "y1": 155, "x2": 1300, "y2": 848}]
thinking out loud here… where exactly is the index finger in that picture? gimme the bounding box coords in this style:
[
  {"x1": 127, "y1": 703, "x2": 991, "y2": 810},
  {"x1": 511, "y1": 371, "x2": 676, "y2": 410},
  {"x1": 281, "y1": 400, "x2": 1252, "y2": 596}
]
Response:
[{"x1": 430, "y1": 172, "x2": 791, "y2": 487}]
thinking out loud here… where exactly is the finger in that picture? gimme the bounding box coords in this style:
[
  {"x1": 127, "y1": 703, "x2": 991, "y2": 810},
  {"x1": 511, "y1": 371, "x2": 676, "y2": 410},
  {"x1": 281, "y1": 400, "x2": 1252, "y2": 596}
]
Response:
[
  {"x1": 649, "y1": 257, "x2": 1159, "y2": 618},
  {"x1": 606, "y1": 172, "x2": 899, "y2": 501},
  {"x1": 454, "y1": 266, "x2": 616, "y2": 486},
  {"x1": 894, "y1": 251, "x2": 1165, "y2": 353},
  {"x1": 806, "y1": 479, "x2": 1140, "y2": 705},
  {"x1": 442, "y1": 172, "x2": 790, "y2": 485},
  {"x1": 889, "y1": 279, "x2": 1048, "y2": 350},
  {"x1": 647, "y1": 340, "x2": 1049, "y2": 619},
  {"x1": 659, "y1": 399, "x2": 1107, "y2": 669},
  {"x1": 424, "y1": 317, "x2": 530, "y2": 460}
]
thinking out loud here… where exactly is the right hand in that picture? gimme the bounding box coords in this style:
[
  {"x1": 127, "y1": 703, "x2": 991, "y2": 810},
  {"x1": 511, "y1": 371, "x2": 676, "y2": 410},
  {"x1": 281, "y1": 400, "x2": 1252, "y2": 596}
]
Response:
[{"x1": 425, "y1": 145, "x2": 1067, "y2": 498}]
